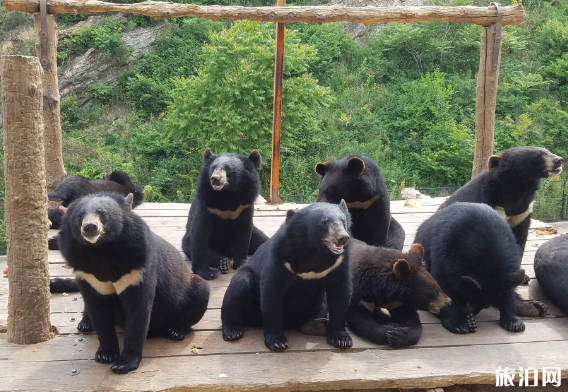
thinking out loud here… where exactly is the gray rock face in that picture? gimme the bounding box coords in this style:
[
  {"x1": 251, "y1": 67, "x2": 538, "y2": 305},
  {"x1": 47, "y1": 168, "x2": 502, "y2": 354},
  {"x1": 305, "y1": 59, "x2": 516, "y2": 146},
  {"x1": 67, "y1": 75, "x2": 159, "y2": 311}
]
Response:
[
  {"x1": 327, "y1": 0, "x2": 431, "y2": 42},
  {"x1": 59, "y1": 22, "x2": 165, "y2": 103}
]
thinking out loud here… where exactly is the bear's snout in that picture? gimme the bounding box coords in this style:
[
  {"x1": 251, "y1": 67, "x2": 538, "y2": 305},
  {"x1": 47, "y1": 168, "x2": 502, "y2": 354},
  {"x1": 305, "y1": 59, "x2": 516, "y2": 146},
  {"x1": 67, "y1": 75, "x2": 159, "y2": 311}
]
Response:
[
  {"x1": 82, "y1": 222, "x2": 98, "y2": 236},
  {"x1": 334, "y1": 231, "x2": 350, "y2": 246},
  {"x1": 210, "y1": 169, "x2": 228, "y2": 190},
  {"x1": 554, "y1": 156, "x2": 564, "y2": 167},
  {"x1": 80, "y1": 213, "x2": 104, "y2": 243}
]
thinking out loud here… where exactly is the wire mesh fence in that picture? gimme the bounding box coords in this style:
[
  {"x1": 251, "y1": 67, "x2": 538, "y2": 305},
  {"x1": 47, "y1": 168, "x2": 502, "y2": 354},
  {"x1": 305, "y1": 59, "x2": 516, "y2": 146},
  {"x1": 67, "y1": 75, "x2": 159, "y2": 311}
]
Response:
[{"x1": 279, "y1": 179, "x2": 568, "y2": 222}]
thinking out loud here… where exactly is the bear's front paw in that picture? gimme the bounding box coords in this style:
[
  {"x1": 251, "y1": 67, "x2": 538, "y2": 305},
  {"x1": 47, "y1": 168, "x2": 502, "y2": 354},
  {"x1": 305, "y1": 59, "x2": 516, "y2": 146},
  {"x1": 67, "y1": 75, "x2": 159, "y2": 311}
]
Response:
[
  {"x1": 219, "y1": 258, "x2": 230, "y2": 274},
  {"x1": 500, "y1": 317, "x2": 525, "y2": 332},
  {"x1": 195, "y1": 267, "x2": 220, "y2": 280},
  {"x1": 47, "y1": 236, "x2": 60, "y2": 250},
  {"x1": 95, "y1": 346, "x2": 120, "y2": 363},
  {"x1": 385, "y1": 325, "x2": 420, "y2": 347},
  {"x1": 110, "y1": 353, "x2": 142, "y2": 374},
  {"x1": 327, "y1": 330, "x2": 352, "y2": 348},
  {"x1": 520, "y1": 273, "x2": 530, "y2": 285},
  {"x1": 516, "y1": 300, "x2": 548, "y2": 317},
  {"x1": 222, "y1": 325, "x2": 244, "y2": 341},
  {"x1": 77, "y1": 316, "x2": 94, "y2": 332},
  {"x1": 264, "y1": 333, "x2": 289, "y2": 351},
  {"x1": 441, "y1": 313, "x2": 476, "y2": 334},
  {"x1": 167, "y1": 327, "x2": 186, "y2": 341}
]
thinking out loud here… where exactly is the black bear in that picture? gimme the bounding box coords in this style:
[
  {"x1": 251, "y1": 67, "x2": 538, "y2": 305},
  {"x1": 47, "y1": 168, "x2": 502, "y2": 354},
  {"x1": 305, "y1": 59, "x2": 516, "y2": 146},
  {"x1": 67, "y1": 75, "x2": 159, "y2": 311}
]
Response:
[
  {"x1": 47, "y1": 170, "x2": 144, "y2": 246},
  {"x1": 58, "y1": 192, "x2": 210, "y2": 374},
  {"x1": 221, "y1": 202, "x2": 353, "y2": 351},
  {"x1": 347, "y1": 239, "x2": 451, "y2": 347},
  {"x1": 415, "y1": 202, "x2": 545, "y2": 334},
  {"x1": 535, "y1": 235, "x2": 568, "y2": 315},
  {"x1": 439, "y1": 147, "x2": 563, "y2": 255},
  {"x1": 182, "y1": 148, "x2": 268, "y2": 280},
  {"x1": 315, "y1": 154, "x2": 405, "y2": 250}
]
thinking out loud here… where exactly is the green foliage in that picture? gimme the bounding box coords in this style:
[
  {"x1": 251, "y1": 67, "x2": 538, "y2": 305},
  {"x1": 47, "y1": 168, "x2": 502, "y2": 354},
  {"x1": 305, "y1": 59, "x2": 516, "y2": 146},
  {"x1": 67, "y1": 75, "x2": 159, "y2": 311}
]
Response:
[
  {"x1": 86, "y1": 82, "x2": 116, "y2": 104},
  {"x1": 0, "y1": 0, "x2": 32, "y2": 34},
  {"x1": 66, "y1": 18, "x2": 127, "y2": 56},
  {"x1": 165, "y1": 21, "x2": 333, "y2": 155}
]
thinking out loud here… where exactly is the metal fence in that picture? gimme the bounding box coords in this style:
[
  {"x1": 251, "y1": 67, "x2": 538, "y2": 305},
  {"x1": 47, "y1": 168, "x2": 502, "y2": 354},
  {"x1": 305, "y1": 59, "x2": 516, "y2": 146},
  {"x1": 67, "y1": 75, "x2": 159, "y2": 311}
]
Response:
[{"x1": 280, "y1": 180, "x2": 568, "y2": 222}]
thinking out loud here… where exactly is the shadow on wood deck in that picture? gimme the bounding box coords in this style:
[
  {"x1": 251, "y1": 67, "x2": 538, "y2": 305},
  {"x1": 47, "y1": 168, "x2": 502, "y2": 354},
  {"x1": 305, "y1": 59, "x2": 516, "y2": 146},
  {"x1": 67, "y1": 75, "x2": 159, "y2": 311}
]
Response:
[{"x1": 1, "y1": 197, "x2": 566, "y2": 391}]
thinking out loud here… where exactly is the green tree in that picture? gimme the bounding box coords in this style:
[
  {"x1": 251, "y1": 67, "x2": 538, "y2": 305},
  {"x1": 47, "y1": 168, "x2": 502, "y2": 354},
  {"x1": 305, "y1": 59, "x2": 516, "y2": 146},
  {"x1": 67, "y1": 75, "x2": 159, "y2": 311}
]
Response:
[{"x1": 165, "y1": 21, "x2": 333, "y2": 156}]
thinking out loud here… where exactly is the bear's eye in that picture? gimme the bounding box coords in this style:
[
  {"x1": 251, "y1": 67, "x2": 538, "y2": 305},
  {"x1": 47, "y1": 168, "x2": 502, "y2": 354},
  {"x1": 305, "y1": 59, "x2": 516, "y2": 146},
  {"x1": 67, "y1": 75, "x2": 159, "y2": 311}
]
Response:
[{"x1": 321, "y1": 219, "x2": 328, "y2": 227}]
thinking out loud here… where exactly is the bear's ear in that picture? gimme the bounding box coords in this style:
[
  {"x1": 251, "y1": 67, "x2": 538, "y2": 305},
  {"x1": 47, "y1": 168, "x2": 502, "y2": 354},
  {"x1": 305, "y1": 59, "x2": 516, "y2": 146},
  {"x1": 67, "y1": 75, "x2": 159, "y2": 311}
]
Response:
[
  {"x1": 203, "y1": 147, "x2": 213, "y2": 163},
  {"x1": 393, "y1": 259, "x2": 411, "y2": 279},
  {"x1": 285, "y1": 209, "x2": 296, "y2": 223},
  {"x1": 58, "y1": 205, "x2": 68, "y2": 216},
  {"x1": 125, "y1": 193, "x2": 134, "y2": 210},
  {"x1": 347, "y1": 157, "x2": 365, "y2": 175},
  {"x1": 315, "y1": 162, "x2": 328, "y2": 176},
  {"x1": 504, "y1": 269, "x2": 525, "y2": 287},
  {"x1": 248, "y1": 150, "x2": 262, "y2": 169},
  {"x1": 409, "y1": 243, "x2": 424, "y2": 258},
  {"x1": 488, "y1": 155, "x2": 501, "y2": 170},
  {"x1": 461, "y1": 276, "x2": 482, "y2": 290}
]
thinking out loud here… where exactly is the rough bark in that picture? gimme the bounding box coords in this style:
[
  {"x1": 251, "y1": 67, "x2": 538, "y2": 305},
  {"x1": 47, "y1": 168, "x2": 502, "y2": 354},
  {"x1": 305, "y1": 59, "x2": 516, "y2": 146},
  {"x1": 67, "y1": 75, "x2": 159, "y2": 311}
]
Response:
[
  {"x1": 1, "y1": 55, "x2": 53, "y2": 344},
  {"x1": 4, "y1": 0, "x2": 525, "y2": 26},
  {"x1": 472, "y1": 23, "x2": 502, "y2": 179},
  {"x1": 34, "y1": 13, "x2": 66, "y2": 195}
]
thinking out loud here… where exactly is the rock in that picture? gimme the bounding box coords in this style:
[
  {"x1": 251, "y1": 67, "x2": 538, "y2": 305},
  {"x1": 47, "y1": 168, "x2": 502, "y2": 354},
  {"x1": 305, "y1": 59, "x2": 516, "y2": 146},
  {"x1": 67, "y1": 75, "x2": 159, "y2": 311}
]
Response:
[
  {"x1": 59, "y1": 21, "x2": 165, "y2": 103},
  {"x1": 254, "y1": 195, "x2": 267, "y2": 205},
  {"x1": 401, "y1": 187, "x2": 431, "y2": 200}
]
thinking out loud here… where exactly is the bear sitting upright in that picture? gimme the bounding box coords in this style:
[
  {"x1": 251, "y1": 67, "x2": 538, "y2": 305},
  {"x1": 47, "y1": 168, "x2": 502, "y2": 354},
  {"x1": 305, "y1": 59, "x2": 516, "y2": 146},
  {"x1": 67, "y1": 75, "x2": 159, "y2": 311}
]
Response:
[
  {"x1": 535, "y1": 235, "x2": 568, "y2": 315},
  {"x1": 58, "y1": 192, "x2": 210, "y2": 374},
  {"x1": 182, "y1": 148, "x2": 268, "y2": 280},
  {"x1": 315, "y1": 154, "x2": 405, "y2": 250},
  {"x1": 221, "y1": 202, "x2": 353, "y2": 351},
  {"x1": 439, "y1": 147, "x2": 563, "y2": 254},
  {"x1": 347, "y1": 239, "x2": 451, "y2": 347},
  {"x1": 415, "y1": 202, "x2": 546, "y2": 334}
]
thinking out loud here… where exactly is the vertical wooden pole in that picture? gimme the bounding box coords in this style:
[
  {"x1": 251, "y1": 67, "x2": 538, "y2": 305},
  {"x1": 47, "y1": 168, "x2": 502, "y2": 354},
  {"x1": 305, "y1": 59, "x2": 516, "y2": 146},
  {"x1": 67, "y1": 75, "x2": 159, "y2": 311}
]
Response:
[
  {"x1": 34, "y1": 13, "x2": 67, "y2": 195},
  {"x1": 2, "y1": 55, "x2": 53, "y2": 344},
  {"x1": 268, "y1": 0, "x2": 286, "y2": 205},
  {"x1": 472, "y1": 15, "x2": 502, "y2": 179}
]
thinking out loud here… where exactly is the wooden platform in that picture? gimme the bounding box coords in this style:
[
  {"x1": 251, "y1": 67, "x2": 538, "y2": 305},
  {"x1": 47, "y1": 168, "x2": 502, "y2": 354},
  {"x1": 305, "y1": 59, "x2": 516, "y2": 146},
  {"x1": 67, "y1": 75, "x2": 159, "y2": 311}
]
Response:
[{"x1": 1, "y1": 197, "x2": 567, "y2": 391}]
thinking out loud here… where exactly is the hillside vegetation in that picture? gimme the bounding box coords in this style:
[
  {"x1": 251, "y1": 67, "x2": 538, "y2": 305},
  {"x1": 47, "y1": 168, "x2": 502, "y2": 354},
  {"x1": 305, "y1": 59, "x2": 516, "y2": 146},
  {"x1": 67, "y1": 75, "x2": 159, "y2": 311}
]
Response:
[{"x1": 0, "y1": 0, "x2": 567, "y2": 252}]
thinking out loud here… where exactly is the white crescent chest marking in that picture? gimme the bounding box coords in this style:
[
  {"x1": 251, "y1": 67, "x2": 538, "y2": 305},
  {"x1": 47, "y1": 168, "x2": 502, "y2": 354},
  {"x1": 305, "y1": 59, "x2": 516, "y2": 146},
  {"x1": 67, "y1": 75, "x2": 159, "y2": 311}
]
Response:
[
  {"x1": 207, "y1": 204, "x2": 250, "y2": 220},
  {"x1": 284, "y1": 256, "x2": 344, "y2": 280},
  {"x1": 495, "y1": 201, "x2": 534, "y2": 228},
  {"x1": 75, "y1": 269, "x2": 144, "y2": 295},
  {"x1": 345, "y1": 194, "x2": 380, "y2": 210},
  {"x1": 359, "y1": 300, "x2": 404, "y2": 312}
]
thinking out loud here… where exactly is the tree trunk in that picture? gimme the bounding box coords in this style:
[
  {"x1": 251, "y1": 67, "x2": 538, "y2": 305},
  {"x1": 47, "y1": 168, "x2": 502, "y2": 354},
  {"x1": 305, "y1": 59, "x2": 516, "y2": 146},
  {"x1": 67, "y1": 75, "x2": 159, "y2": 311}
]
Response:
[
  {"x1": 2, "y1": 55, "x2": 53, "y2": 344},
  {"x1": 34, "y1": 13, "x2": 66, "y2": 196},
  {"x1": 472, "y1": 22, "x2": 502, "y2": 179}
]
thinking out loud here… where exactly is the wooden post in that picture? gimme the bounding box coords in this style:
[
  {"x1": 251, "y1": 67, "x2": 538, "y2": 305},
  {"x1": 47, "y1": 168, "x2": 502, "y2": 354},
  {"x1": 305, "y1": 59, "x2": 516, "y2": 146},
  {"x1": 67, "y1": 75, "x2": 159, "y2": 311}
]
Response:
[
  {"x1": 269, "y1": 0, "x2": 285, "y2": 205},
  {"x1": 34, "y1": 13, "x2": 67, "y2": 194},
  {"x1": 2, "y1": 55, "x2": 53, "y2": 344},
  {"x1": 472, "y1": 5, "x2": 502, "y2": 178}
]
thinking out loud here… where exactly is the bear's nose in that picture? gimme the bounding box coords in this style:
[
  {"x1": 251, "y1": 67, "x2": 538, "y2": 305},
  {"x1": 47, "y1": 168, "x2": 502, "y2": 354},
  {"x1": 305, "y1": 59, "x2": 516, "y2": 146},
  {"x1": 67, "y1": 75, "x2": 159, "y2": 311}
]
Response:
[
  {"x1": 82, "y1": 222, "x2": 98, "y2": 236},
  {"x1": 335, "y1": 233, "x2": 350, "y2": 246},
  {"x1": 555, "y1": 156, "x2": 564, "y2": 166},
  {"x1": 210, "y1": 176, "x2": 221, "y2": 186}
]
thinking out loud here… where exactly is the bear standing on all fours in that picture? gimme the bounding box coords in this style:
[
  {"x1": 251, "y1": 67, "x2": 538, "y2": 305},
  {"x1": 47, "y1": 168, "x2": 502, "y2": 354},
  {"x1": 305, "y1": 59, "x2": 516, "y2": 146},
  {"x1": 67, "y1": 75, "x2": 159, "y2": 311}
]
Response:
[
  {"x1": 221, "y1": 202, "x2": 353, "y2": 351},
  {"x1": 182, "y1": 148, "x2": 269, "y2": 280},
  {"x1": 414, "y1": 202, "x2": 547, "y2": 334},
  {"x1": 57, "y1": 192, "x2": 210, "y2": 374},
  {"x1": 315, "y1": 154, "x2": 405, "y2": 251},
  {"x1": 439, "y1": 146, "x2": 563, "y2": 256},
  {"x1": 347, "y1": 239, "x2": 451, "y2": 347},
  {"x1": 535, "y1": 236, "x2": 568, "y2": 315}
]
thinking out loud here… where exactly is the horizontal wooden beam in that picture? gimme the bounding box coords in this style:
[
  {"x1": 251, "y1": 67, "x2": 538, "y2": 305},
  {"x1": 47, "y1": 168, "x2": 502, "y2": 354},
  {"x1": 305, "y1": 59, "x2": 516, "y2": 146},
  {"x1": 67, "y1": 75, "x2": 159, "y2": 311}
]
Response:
[{"x1": 4, "y1": 0, "x2": 524, "y2": 26}]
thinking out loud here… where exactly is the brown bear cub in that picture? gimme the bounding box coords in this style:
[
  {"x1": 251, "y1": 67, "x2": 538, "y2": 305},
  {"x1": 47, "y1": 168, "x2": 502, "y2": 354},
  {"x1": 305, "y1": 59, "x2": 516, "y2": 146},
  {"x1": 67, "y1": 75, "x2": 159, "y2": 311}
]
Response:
[
  {"x1": 439, "y1": 146, "x2": 563, "y2": 255},
  {"x1": 347, "y1": 239, "x2": 451, "y2": 347},
  {"x1": 315, "y1": 154, "x2": 405, "y2": 250}
]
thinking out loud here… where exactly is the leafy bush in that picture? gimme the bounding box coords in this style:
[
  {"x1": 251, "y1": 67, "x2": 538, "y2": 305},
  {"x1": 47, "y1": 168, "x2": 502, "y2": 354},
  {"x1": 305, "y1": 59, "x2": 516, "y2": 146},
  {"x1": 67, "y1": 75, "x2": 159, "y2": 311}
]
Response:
[{"x1": 66, "y1": 18, "x2": 127, "y2": 56}]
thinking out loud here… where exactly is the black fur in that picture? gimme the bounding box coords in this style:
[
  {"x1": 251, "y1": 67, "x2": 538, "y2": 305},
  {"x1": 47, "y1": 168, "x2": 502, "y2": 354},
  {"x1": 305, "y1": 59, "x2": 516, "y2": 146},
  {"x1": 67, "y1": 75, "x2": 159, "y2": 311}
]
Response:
[
  {"x1": 315, "y1": 154, "x2": 404, "y2": 250},
  {"x1": 535, "y1": 235, "x2": 568, "y2": 315},
  {"x1": 415, "y1": 202, "x2": 532, "y2": 334},
  {"x1": 58, "y1": 192, "x2": 209, "y2": 374},
  {"x1": 347, "y1": 239, "x2": 450, "y2": 347},
  {"x1": 48, "y1": 170, "x2": 144, "y2": 249},
  {"x1": 221, "y1": 202, "x2": 353, "y2": 351},
  {"x1": 439, "y1": 146, "x2": 563, "y2": 254},
  {"x1": 386, "y1": 216, "x2": 405, "y2": 251},
  {"x1": 182, "y1": 148, "x2": 268, "y2": 280}
]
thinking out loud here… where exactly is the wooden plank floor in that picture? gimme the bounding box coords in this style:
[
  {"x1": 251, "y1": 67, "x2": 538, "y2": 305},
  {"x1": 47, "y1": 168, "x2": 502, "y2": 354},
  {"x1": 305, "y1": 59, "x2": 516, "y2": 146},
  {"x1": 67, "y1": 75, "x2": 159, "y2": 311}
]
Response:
[{"x1": 1, "y1": 197, "x2": 567, "y2": 391}]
